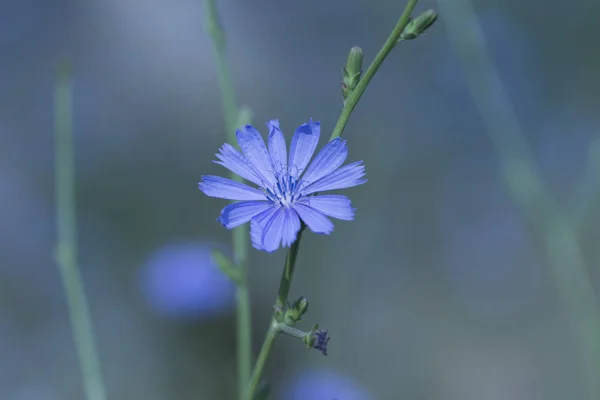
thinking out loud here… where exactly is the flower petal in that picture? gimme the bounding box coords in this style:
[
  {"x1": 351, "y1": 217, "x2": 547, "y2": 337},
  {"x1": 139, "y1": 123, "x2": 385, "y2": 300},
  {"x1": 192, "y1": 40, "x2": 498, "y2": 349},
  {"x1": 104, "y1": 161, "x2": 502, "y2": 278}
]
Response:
[
  {"x1": 260, "y1": 207, "x2": 301, "y2": 252},
  {"x1": 250, "y1": 205, "x2": 280, "y2": 251},
  {"x1": 281, "y1": 208, "x2": 301, "y2": 247},
  {"x1": 236, "y1": 125, "x2": 276, "y2": 186},
  {"x1": 307, "y1": 195, "x2": 355, "y2": 220},
  {"x1": 217, "y1": 201, "x2": 271, "y2": 229},
  {"x1": 288, "y1": 119, "x2": 320, "y2": 175},
  {"x1": 214, "y1": 143, "x2": 264, "y2": 187},
  {"x1": 300, "y1": 138, "x2": 348, "y2": 185},
  {"x1": 292, "y1": 203, "x2": 334, "y2": 234},
  {"x1": 199, "y1": 176, "x2": 266, "y2": 200},
  {"x1": 267, "y1": 120, "x2": 287, "y2": 173},
  {"x1": 303, "y1": 161, "x2": 367, "y2": 195}
]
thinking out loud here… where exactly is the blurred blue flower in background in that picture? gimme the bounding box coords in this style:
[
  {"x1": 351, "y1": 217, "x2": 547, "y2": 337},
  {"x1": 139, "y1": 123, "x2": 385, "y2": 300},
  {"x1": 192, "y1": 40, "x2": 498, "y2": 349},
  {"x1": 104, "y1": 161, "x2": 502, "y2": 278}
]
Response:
[
  {"x1": 280, "y1": 368, "x2": 372, "y2": 400},
  {"x1": 139, "y1": 241, "x2": 235, "y2": 318}
]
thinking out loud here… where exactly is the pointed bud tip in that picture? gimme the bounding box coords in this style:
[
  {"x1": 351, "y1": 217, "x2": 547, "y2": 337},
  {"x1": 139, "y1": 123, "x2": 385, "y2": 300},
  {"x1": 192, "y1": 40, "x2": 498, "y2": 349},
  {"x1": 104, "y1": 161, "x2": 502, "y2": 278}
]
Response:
[{"x1": 345, "y1": 46, "x2": 363, "y2": 76}]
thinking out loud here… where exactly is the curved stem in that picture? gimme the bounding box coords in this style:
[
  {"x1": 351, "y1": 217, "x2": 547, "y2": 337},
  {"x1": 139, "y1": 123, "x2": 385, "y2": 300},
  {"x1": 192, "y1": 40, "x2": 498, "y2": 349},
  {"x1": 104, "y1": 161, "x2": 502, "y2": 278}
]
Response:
[
  {"x1": 438, "y1": 2, "x2": 600, "y2": 399},
  {"x1": 205, "y1": 1, "x2": 252, "y2": 399},
  {"x1": 54, "y1": 62, "x2": 107, "y2": 400},
  {"x1": 329, "y1": 0, "x2": 418, "y2": 141},
  {"x1": 245, "y1": 2, "x2": 422, "y2": 398},
  {"x1": 274, "y1": 227, "x2": 304, "y2": 312},
  {"x1": 245, "y1": 320, "x2": 278, "y2": 400},
  {"x1": 245, "y1": 228, "x2": 305, "y2": 400}
]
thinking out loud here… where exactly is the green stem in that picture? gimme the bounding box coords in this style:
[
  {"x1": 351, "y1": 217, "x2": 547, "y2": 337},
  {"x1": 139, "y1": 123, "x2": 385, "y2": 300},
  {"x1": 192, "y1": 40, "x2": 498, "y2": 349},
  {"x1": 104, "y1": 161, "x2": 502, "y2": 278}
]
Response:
[
  {"x1": 205, "y1": 1, "x2": 252, "y2": 398},
  {"x1": 245, "y1": 229, "x2": 305, "y2": 400},
  {"x1": 235, "y1": 269, "x2": 252, "y2": 398},
  {"x1": 274, "y1": 227, "x2": 304, "y2": 312},
  {"x1": 246, "y1": 321, "x2": 279, "y2": 400},
  {"x1": 245, "y1": 3, "x2": 422, "y2": 397},
  {"x1": 438, "y1": 2, "x2": 600, "y2": 399},
  {"x1": 54, "y1": 61, "x2": 107, "y2": 400},
  {"x1": 329, "y1": 0, "x2": 419, "y2": 141},
  {"x1": 277, "y1": 324, "x2": 308, "y2": 340}
]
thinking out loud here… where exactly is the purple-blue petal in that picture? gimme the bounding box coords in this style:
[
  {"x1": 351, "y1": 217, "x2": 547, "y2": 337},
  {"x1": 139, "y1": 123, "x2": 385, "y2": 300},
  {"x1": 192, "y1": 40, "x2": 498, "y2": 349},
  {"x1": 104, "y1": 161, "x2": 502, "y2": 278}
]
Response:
[
  {"x1": 288, "y1": 119, "x2": 320, "y2": 175},
  {"x1": 236, "y1": 125, "x2": 276, "y2": 185},
  {"x1": 281, "y1": 208, "x2": 302, "y2": 247},
  {"x1": 282, "y1": 368, "x2": 373, "y2": 400},
  {"x1": 250, "y1": 205, "x2": 280, "y2": 251},
  {"x1": 217, "y1": 201, "x2": 271, "y2": 229},
  {"x1": 292, "y1": 203, "x2": 334, "y2": 234},
  {"x1": 267, "y1": 119, "x2": 287, "y2": 173},
  {"x1": 199, "y1": 176, "x2": 266, "y2": 201},
  {"x1": 307, "y1": 195, "x2": 355, "y2": 220},
  {"x1": 214, "y1": 143, "x2": 265, "y2": 187},
  {"x1": 300, "y1": 138, "x2": 348, "y2": 185},
  {"x1": 260, "y1": 207, "x2": 301, "y2": 252},
  {"x1": 303, "y1": 161, "x2": 366, "y2": 195}
]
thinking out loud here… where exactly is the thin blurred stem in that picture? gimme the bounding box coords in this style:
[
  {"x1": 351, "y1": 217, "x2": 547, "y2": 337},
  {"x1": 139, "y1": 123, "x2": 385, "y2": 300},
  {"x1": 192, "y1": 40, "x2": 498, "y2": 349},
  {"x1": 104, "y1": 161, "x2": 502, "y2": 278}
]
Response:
[
  {"x1": 54, "y1": 61, "x2": 107, "y2": 400},
  {"x1": 330, "y1": 0, "x2": 419, "y2": 141},
  {"x1": 205, "y1": 1, "x2": 252, "y2": 399},
  {"x1": 438, "y1": 2, "x2": 600, "y2": 399},
  {"x1": 246, "y1": 322, "x2": 278, "y2": 400},
  {"x1": 569, "y1": 137, "x2": 600, "y2": 227},
  {"x1": 245, "y1": 229, "x2": 305, "y2": 400}
]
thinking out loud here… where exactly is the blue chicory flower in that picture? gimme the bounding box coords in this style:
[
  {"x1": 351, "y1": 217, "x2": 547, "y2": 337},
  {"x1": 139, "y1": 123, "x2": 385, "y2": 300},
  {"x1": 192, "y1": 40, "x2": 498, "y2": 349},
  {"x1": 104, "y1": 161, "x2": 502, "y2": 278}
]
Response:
[
  {"x1": 139, "y1": 242, "x2": 235, "y2": 318},
  {"x1": 281, "y1": 368, "x2": 373, "y2": 400},
  {"x1": 199, "y1": 119, "x2": 367, "y2": 252}
]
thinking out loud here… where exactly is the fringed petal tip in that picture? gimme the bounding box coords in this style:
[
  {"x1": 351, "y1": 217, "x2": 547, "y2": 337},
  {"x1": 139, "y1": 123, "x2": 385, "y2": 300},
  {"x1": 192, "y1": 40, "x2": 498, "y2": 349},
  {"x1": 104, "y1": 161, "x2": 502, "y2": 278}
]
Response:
[{"x1": 266, "y1": 119, "x2": 280, "y2": 130}]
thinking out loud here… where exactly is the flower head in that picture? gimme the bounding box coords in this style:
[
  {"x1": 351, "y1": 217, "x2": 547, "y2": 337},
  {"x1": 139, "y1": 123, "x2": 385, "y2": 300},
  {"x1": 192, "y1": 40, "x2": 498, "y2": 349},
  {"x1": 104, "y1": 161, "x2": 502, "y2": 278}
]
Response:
[{"x1": 199, "y1": 119, "x2": 366, "y2": 252}]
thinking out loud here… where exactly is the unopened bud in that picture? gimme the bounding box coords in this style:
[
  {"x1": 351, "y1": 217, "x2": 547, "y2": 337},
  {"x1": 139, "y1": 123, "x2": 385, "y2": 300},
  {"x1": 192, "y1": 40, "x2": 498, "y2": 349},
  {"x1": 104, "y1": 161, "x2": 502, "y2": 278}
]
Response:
[
  {"x1": 341, "y1": 46, "x2": 363, "y2": 101},
  {"x1": 400, "y1": 9, "x2": 437, "y2": 40},
  {"x1": 284, "y1": 296, "x2": 309, "y2": 325}
]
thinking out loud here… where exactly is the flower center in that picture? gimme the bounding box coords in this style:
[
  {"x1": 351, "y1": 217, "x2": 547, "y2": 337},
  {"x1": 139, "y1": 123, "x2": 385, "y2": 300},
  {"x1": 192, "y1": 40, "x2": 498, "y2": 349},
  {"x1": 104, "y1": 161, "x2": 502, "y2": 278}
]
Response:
[{"x1": 263, "y1": 168, "x2": 305, "y2": 207}]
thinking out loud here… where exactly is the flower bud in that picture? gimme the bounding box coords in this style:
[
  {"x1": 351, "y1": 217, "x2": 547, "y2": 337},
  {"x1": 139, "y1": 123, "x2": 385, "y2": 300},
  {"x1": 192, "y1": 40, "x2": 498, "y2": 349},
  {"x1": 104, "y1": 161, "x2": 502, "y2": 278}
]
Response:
[
  {"x1": 400, "y1": 9, "x2": 438, "y2": 40},
  {"x1": 341, "y1": 46, "x2": 363, "y2": 101},
  {"x1": 284, "y1": 296, "x2": 309, "y2": 325}
]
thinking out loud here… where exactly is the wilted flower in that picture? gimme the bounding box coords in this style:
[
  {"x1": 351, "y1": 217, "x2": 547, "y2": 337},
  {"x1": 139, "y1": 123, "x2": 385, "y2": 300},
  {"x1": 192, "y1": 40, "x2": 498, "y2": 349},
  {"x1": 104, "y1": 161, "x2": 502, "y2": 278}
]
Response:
[
  {"x1": 139, "y1": 242, "x2": 235, "y2": 318},
  {"x1": 199, "y1": 119, "x2": 366, "y2": 252},
  {"x1": 309, "y1": 328, "x2": 331, "y2": 356}
]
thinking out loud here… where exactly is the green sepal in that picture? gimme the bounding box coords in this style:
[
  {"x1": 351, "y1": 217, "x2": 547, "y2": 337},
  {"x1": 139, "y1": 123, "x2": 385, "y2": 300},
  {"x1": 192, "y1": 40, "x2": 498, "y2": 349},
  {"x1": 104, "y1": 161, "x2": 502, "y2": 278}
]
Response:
[{"x1": 303, "y1": 323, "x2": 320, "y2": 348}]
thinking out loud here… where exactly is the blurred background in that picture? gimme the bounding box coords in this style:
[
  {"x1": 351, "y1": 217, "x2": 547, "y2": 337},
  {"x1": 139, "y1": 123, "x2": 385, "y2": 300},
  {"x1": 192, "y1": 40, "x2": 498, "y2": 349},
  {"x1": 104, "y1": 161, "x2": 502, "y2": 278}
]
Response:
[{"x1": 1, "y1": 0, "x2": 600, "y2": 398}]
